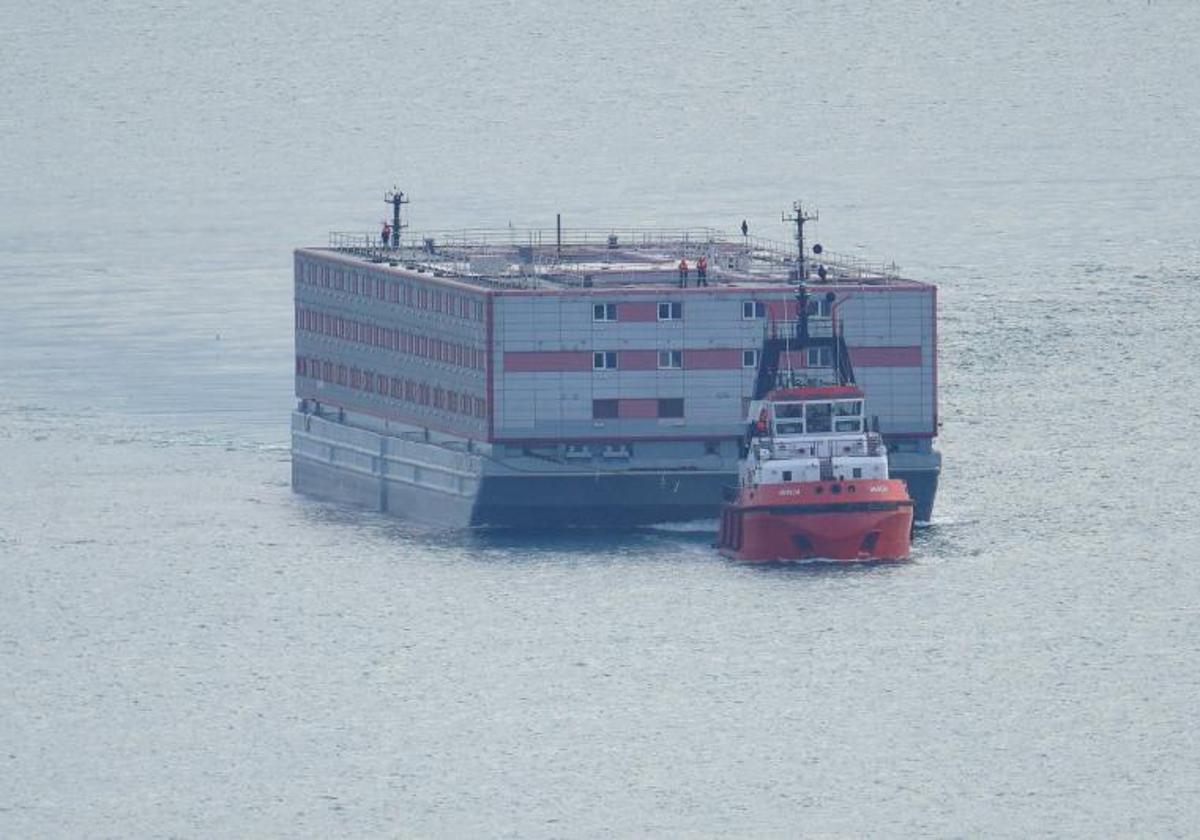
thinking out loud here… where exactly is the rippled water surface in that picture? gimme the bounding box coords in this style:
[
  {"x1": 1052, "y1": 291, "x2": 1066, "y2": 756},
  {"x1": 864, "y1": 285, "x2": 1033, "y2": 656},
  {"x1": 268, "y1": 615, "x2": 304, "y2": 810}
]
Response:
[{"x1": 3, "y1": 1, "x2": 1200, "y2": 836}]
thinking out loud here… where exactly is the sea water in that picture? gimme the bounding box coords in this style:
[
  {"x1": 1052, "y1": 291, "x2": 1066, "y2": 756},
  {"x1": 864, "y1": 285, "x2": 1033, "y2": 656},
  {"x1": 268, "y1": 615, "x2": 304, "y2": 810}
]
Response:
[{"x1": 3, "y1": 1, "x2": 1200, "y2": 835}]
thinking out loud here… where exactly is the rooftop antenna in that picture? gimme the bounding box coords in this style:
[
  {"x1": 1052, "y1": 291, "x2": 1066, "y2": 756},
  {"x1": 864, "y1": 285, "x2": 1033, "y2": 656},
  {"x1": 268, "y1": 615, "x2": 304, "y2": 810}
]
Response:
[
  {"x1": 782, "y1": 200, "x2": 818, "y2": 283},
  {"x1": 384, "y1": 187, "x2": 409, "y2": 248}
]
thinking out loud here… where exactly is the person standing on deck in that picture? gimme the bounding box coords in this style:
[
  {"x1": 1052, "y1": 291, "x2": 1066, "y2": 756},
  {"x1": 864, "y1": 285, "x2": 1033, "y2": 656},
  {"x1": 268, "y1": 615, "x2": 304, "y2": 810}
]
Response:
[
  {"x1": 697, "y1": 254, "x2": 708, "y2": 286},
  {"x1": 381, "y1": 222, "x2": 391, "y2": 247},
  {"x1": 678, "y1": 257, "x2": 689, "y2": 288}
]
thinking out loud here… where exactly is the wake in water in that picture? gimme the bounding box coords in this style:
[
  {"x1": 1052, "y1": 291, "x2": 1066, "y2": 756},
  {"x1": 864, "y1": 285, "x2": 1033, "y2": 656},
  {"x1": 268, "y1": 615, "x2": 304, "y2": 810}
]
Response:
[{"x1": 640, "y1": 519, "x2": 720, "y2": 534}]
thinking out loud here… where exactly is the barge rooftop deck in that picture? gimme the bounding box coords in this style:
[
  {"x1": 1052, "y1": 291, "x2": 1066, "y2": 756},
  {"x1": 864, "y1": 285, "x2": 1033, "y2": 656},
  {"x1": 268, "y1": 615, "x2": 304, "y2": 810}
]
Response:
[{"x1": 324, "y1": 228, "x2": 927, "y2": 292}]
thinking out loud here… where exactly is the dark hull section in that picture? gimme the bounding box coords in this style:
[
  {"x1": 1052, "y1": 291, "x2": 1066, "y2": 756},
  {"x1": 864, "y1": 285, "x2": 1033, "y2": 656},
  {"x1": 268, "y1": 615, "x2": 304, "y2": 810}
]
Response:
[
  {"x1": 894, "y1": 468, "x2": 939, "y2": 523},
  {"x1": 474, "y1": 470, "x2": 938, "y2": 528},
  {"x1": 471, "y1": 472, "x2": 730, "y2": 528}
]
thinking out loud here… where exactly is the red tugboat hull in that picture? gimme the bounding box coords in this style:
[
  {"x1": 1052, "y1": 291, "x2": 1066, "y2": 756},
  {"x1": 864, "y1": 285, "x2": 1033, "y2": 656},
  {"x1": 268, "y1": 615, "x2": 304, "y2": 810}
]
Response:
[{"x1": 717, "y1": 479, "x2": 913, "y2": 563}]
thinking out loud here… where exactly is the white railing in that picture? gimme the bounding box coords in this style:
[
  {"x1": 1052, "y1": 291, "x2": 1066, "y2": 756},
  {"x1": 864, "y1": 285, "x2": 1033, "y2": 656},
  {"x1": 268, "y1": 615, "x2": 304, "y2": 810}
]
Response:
[
  {"x1": 768, "y1": 317, "x2": 834, "y2": 339},
  {"x1": 764, "y1": 433, "x2": 884, "y2": 459},
  {"x1": 325, "y1": 227, "x2": 904, "y2": 281}
]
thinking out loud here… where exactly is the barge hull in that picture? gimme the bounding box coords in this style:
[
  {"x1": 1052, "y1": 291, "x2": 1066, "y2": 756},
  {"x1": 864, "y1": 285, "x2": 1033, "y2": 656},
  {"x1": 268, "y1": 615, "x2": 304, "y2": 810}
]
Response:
[{"x1": 291, "y1": 412, "x2": 939, "y2": 528}]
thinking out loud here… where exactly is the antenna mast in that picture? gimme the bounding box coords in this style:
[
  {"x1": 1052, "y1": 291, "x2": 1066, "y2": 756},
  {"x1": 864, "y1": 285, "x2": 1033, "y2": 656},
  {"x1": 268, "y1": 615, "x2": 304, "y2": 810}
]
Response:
[
  {"x1": 384, "y1": 187, "x2": 409, "y2": 248},
  {"x1": 782, "y1": 200, "x2": 818, "y2": 283}
]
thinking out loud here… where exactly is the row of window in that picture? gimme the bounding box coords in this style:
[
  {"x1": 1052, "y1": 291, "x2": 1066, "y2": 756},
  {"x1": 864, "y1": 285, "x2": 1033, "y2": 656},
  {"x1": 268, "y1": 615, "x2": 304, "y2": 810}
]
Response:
[
  {"x1": 591, "y1": 299, "x2": 833, "y2": 323},
  {"x1": 593, "y1": 347, "x2": 830, "y2": 371},
  {"x1": 592, "y1": 399, "x2": 685, "y2": 420},
  {"x1": 296, "y1": 307, "x2": 486, "y2": 371},
  {"x1": 594, "y1": 350, "x2": 761, "y2": 370},
  {"x1": 593, "y1": 301, "x2": 684, "y2": 322},
  {"x1": 296, "y1": 356, "x2": 487, "y2": 419},
  {"x1": 297, "y1": 260, "x2": 485, "y2": 321}
]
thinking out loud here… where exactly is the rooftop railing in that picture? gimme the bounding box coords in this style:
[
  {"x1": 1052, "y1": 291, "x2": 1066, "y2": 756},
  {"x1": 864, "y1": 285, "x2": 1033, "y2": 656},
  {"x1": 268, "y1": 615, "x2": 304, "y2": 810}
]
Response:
[{"x1": 324, "y1": 227, "x2": 905, "y2": 283}]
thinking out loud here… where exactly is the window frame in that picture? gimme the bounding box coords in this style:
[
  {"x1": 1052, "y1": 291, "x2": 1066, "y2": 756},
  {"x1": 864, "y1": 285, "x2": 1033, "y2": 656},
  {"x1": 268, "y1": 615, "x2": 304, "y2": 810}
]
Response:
[
  {"x1": 657, "y1": 398, "x2": 684, "y2": 418},
  {"x1": 657, "y1": 301, "x2": 683, "y2": 321},
  {"x1": 805, "y1": 401, "x2": 833, "y2": 433},
  {"x1": 593, "y1": 303, "x2": 618, "y2": 322},
  {"x1": 807, "y1": 346, "x2": 833, "y2": 367},
  {"x1": 657, "y1": 349, "x2": 683, "y2": 369},
  {"x1": 592, "y1": 398, "x2": 619, "y2": 419},
  {"x1": 741, "y1": 300, "x2": 765, "y2": 319},
  {"x1": 592, "y1": 350, "x2": 618, "y2": 370},
  {"x1": 742, "y1": 349, "x2": 760, "y2": 368}
]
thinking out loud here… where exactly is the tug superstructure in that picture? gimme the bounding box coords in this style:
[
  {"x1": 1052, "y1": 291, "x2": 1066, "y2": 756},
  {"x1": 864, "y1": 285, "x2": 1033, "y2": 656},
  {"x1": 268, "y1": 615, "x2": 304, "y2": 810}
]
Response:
[{"x1": 716, "y1": 282, "x2": 913, "y2": 560}]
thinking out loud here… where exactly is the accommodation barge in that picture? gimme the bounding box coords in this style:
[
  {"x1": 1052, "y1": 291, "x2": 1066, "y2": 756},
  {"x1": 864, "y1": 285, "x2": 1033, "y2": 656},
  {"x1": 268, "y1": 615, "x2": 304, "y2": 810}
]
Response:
[{"x1": 292, "y1": 204, "x2": 940, "y2": 528}]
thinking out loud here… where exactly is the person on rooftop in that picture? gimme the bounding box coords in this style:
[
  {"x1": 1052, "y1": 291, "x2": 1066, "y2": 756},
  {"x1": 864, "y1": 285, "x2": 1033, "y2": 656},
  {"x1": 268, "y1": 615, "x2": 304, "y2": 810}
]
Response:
[
  {"x1": 697, "y1": 254, "x2": 708, "y2": 286},
  {"x1": 381, "y1": 222, "x2": 391, "y2": 247},
  {"x1": 678, "y1": 257, "x2": 689, "y2": 288}
]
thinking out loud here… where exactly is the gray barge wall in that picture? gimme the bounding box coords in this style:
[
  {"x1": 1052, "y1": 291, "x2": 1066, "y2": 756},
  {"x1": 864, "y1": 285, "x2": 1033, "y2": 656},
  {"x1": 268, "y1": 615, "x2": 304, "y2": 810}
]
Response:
[{"x1": 290, "y1": 248, "x2": 941, "y2": 526}]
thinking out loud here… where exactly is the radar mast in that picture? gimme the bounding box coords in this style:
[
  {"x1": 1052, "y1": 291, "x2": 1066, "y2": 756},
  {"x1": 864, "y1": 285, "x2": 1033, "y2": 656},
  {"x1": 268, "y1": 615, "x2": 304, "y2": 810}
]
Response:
[
  {"x1": 384, "y1": 187, "x2": 409, "y2": 248},
  {"x1": 782, "y1": 200, "x2": 818, "y2": 283}
]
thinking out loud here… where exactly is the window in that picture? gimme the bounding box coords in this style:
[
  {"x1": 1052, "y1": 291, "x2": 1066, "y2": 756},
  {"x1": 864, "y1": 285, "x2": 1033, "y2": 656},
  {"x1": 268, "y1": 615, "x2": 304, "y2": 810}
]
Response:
[
  {"x1": 806, "y1": 402, "x2": 833, "y2": 433},
  {"x1": 593, "y1": 303, "x2": 617, "y2": 321},
  {"x1": 657, "y1": 398, "x2": 684, "y2": 418},
  {"x1": 743, "y1": 349, "x2": 759, "y2": 368},
  {"x1": 593, "y1": 351, "x2": 618, "y2": 370},
  {"x1": 658, "y1": 350, "x2": 682, "y2": 369},
  {"x1": 742, "y1": 301, "x2": 766, "y2": 319},
  {"x1": 807, "y1": 346, "x2": 833, "y2": 367},
  {"x1": 592, "y1": 399, "x2": 619, "y2": 419},
  {"x1": 852, "y1": 467, "x2": 863, "y2": 478},
  {"x1": 658, "y1": 301, "x2": 682, "y2": 321},
  {"x1": 782, "y1": 471, "x2": 792, "y2": 482},
  {"x1": 774, "y1": 401, "x2": 804, "y2": 435},
  {"x1": 835, "y1": 419, "x2": 862, "y2": 432},
  {"x1": 834, "y1": 400, "x2": 863, "y2": 416},
  {"x1": 817, "y1": 297, "x2": 834, "y2": 317}
]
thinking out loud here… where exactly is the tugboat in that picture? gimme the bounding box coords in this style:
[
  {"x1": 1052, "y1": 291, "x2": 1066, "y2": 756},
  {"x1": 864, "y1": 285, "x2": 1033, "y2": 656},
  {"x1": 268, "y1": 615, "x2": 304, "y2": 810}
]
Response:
[{"x1": 717, "y1": 279, "x2": 914, "y2": 563}]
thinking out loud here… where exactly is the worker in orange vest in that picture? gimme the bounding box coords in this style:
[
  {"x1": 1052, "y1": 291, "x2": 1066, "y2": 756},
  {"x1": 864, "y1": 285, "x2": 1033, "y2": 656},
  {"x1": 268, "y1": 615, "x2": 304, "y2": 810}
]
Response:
[
  {"x1": 696, "y1": 254, "x2": 708, "y2": 286},
  {"x1": 678, "y1": 257, "x2": 689, "y2": 288}
]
